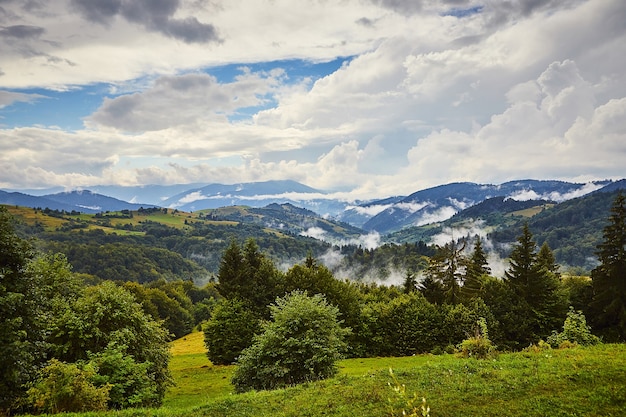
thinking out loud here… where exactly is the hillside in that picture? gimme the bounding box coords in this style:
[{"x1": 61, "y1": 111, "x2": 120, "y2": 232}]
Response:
[
  {"x1": 4, "y1": 205, "x2": 333, "y2": 284},
  {"x1": 160, "y1": 333, "x2": 626, "y2": 417},
  {"x1": 387, "y1": 187, "x2": 626, "y2": 271},
  {"x1": 352, "y1": 180, "x2": 608, "y2": 234}
]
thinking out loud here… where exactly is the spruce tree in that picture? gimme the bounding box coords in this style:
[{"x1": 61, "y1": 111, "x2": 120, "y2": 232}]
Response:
[
  {"x1": 425, "y1": 240, "x2": 466, "y2": 304},
  {"x1": 462, "y1": 236, "x2": 491, "y2": 300},
  {"x1": 590, "y1": 192, "x2": 626, "y2": 341},
  {"x1": 216, "y1": 238, "x2": 284, "y2": 317},
  {"x1": 504, "y1": 224, "x2": 567, "y2": 343},
  {"x1": 537, "y1": 242, "x2": 560, "y2": 276}
]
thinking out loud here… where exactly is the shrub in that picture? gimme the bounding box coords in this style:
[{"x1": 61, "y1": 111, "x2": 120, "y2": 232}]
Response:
[
  {"x1": 231, "y1": 291, "x2": 350, "y2": 392},
  {"x1": 27, "y1": 359, "x2": 110, "y2": 414},
  {"x1": 546, "y1": 307, "x2": 601, "y2": 348},
  {"x1": 87, "y1": 343, "x2": 158, "y2": 409},
  {"x1": 457, "y1": 318, "x2": 496, "y2": 359}
]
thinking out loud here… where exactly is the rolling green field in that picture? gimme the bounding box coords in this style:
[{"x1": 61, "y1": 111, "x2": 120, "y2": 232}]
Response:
[
  {"x1": 155, "y1": 332, "x2": 626, "y2": 417},
  {"x1": 22, "y1": 331, "x2": 626, "y2": 417}
]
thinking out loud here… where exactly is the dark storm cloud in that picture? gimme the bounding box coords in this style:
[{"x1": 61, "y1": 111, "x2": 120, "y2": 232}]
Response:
[
  {"x1": 0, "y1": 24, "x2": 45, "y2": 39},
  {"x1": 71, "y1": 0, "x2": 219, "y2": 43}
]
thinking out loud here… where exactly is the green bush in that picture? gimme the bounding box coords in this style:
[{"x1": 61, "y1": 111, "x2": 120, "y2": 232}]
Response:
[
  {"x1": 546, "y1": 307, "x2": 601, "y2": 348},
  {"x1": 87, "y1": 343, "x2": 158, "y2": 409},
  {"x1": 457, "y1": 318, "x2": 496, "y2": 359},
  {"x1": 27, "y1": 359, "x2": 110, "y2": 414},
  {"x1": 231, "y1": 291, "x2": 350, "y2": 392}
]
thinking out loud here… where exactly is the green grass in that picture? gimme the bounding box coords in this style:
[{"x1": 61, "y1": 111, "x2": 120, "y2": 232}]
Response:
[
  {"x1": 158, "y1": 332, "x2": 626, "y2": 417},
  {"x1": 164, "y1": 332, "x2": 234, "y2": 410},
  {"x1": 20, "y1": 332, "x2": 626, "y2": 417}
]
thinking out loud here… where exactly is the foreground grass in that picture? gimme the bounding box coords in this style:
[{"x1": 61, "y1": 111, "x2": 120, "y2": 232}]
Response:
[
  {"x1": 29, "y1": 335, "x2": 626, "y2": 417},
  {"x1": 163, "y1": 335, "x2": 626, "y2": 417}
]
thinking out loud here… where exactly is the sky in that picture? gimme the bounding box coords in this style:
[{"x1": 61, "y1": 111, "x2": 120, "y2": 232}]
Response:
[{"x1": 0, "y1": 0, "x2": 625, "y2": 200}]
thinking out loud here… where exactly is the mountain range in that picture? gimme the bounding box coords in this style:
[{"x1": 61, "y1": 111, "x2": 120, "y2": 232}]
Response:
[{"x1": 1, "y1": 179, "x2": 622, "y2": 236}]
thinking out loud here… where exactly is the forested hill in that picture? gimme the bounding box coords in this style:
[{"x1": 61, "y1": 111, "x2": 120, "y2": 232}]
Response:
[
  {"x1": 491, "y1": 187, "x2": 625, "y2": 270},
  {"x1": 388, "y1": 187, "x2": 626, "y2": 272},
  {"x1": 6, "y1": 206, "x2": 332, "y2": 285}
]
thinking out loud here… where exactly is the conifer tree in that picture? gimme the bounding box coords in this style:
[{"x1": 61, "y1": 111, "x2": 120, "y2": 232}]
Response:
[
  {"x1": 424, "y1": 240, "x2": 467, "y2": 304},
  {"x1": 216, "y1": 238, "x2": 284, "y2": 317},
  {"x1": 537, "y1": 242, "x2": 560, "y2": 276},
  {"x1": 504, "y1": 223, "x2": 567, "y2": 343},
  {"x1": 591, "y1": 192, "x2": 626, "y2": 340},
  {"x1": 462, "y1": 236, "x2": 491, "y2": 300}
]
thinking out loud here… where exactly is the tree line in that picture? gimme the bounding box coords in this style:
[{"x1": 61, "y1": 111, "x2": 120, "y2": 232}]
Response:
[{"x1": 204, "y1": 193, "x2": 626, "y2": 390}]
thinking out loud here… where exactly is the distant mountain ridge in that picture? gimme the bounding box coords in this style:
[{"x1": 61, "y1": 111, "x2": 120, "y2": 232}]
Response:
[
  {"x1": 350, "y1": 180, "x2": 613, "y2": 234},
  {"x1": 2, "y1": 179, "x2": 621, "y2": 234},
  {"x1": 0, "y1": 190, "x2": 158, "y2": 214}
]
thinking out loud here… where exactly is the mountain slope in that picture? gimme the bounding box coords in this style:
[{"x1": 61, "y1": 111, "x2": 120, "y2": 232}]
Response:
[
  {"x1": 358, "y1": 180, "x2": 602, "y2": 234},
  {"x1": 162, "y1": 180, "x2": 353, "y2": 216},
  {"x1": 42, "y1": 190, "x2": 159, "y2": 213},
  {"x1": 202, "y1": 203, "x2": 365, "y2": 241},
  {"x1": 388, "y1": 182, "x2": 626, "y2": 271}
]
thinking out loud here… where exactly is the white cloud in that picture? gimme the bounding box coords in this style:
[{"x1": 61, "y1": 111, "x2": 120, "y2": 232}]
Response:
[
  {"x1": 414, "y1": 206, "x2": 459, "y2": 226},
  {"x1": 0, "y1": 0, "x2": 624, "y2": 196},
  {"x1": 299, "y1": 227, "x2": 327, "y2": 240}
]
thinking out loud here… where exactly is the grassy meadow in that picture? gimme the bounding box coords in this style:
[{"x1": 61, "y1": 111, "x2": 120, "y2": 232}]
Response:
[
  {"x1": 156, "y1": 332, "x2": 626, "y2": 417},
  {"x1": 21, "y1": 330, "x2": 626, "y2": 417}
]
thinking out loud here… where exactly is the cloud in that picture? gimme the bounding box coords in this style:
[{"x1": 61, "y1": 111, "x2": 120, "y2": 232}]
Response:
[
  {"x1": 348, "y1": 204, "x2": 393, "y2": 217},
  {"x1": 177, "y1": 191, "x2": 209, "y2": 204},
  {"x1": 87, "y1": 70, "x2": 285, "y2": 132},
  {"x1": 70, "y1": 0, "x2": 219, "y2": 44},
  {"x1": 0, "y1": 0, "x2": 624, "y2": 196},
  {"x1": 300, "y1": 227, "x2": 382, "y2": 250},
  {"x1": 0, "y1": 90, "x2": 46, "y2": 109},
  {"x1": 0, "y1": 25, "x2": 45, "y2": 39},
  {"x1": 414, "y1": 206, "x2": 459, "y2": 226}
]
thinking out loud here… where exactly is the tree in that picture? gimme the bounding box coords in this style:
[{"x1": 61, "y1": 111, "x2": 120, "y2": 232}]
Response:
[
  {"x1": 537, "y1": 242, "x2": 560, "y2": 277},
  {"x1": 424, "y1": 240, "x2": 466, "y2": 304},
  {"x1": 402, "y1": 270, "x2": 418, "y2": 294},
  {"x1": 590, "y1": 192, "x2": 626, "y2": 340},
  {"x1": 231, "y1": 291, "x2": 350, "y2": 392},
  {"x1": 49, "y1": 282, "x2": 173, "y2": 407},
  {"x1": 546, "y1": 307, "x2": 600, "y2": 348},
  {"x1": 462, "y1": 236, "x2": 491, "y2": 300},
  {"x1": 504, "y1": 224, "x2": 567, "y2": 344},
  {"x1": 0, "y1": 207, "x2": 41, "y2": 413},
  {"x1": 216, "y1": 239, "x2": 284, "y2": 317},
  {"x1": 27, "y1": 359, "x2": 110, "y2": 414},
  {"x1": 203, "y1": 298, "x2": 260, "y2": 365}
]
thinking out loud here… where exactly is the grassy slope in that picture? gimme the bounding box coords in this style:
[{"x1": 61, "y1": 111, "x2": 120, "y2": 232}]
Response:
[
  {"x1": 160, "y1": 332, "x2": 626, "y2": 417},
  {"x1": 30, "y1": 334, "x2": 626, "y2": 417}
]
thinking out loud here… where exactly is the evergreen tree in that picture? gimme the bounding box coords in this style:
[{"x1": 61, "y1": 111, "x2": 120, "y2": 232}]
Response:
[
  {"x1": 425, "y1": 240, "x2": 466, "y2": 304},
  {"x1": 216, "y1": 239, "x2": 245, "y2": 300},
  {"x1": 590, "y1": 192, "x2": 626, "y2": 341},
  {"x1": 537, "y1": 242, "x2": 560, "y2": 276},
  {"x1": 504, "y1": 224, "x2": 567, "y2": 344},
  {"x1": 216, "y1": 238, "x2": 284, "y2": 317},
  {"x1": 419, "y1": 274, "x2": 445, "y2": 305},
  {"x1": 462, "y1": 236, "x2": 491, "y2": 300},
  {"x1": 402, "y1": 270, "x2": 418, "y2": 294}
]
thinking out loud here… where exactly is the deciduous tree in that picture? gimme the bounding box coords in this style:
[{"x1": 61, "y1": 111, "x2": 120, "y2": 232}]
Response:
[{"x1": 231, "y1": 291, "x2": 349, "y2": 392}]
